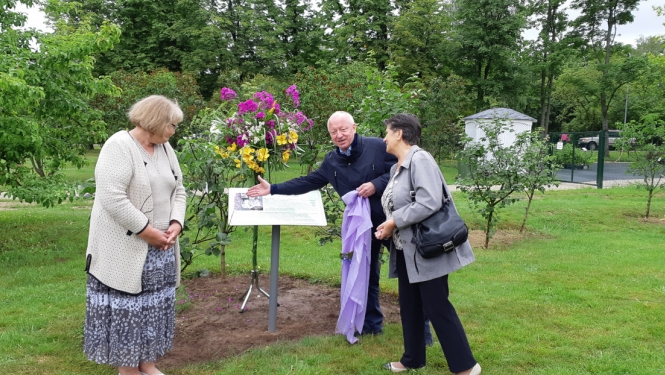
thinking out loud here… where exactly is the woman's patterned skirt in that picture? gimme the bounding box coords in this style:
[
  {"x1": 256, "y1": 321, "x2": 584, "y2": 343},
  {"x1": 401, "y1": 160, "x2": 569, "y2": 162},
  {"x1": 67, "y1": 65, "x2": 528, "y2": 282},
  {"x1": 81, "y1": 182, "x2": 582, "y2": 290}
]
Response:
[{"x1": 83, "y1": 246, "x2": 176, "y2": 367}]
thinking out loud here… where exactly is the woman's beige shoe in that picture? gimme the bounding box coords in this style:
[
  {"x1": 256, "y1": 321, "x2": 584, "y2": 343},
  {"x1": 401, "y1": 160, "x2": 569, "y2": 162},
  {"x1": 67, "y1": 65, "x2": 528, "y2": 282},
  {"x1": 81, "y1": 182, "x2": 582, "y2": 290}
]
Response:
[
  {"x1": 469, "y1": 363, "x2": 481, "y2": 375},
  {"x1": 383, "y1": 362, "x2": 408, "y2": 373}
]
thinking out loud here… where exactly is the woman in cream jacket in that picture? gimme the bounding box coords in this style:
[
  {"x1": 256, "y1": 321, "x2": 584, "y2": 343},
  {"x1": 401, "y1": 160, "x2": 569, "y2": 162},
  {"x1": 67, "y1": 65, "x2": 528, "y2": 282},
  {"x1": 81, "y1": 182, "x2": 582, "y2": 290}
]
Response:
[{"x1": 83, "y1": 95, "x2": 186, "y2": 375}]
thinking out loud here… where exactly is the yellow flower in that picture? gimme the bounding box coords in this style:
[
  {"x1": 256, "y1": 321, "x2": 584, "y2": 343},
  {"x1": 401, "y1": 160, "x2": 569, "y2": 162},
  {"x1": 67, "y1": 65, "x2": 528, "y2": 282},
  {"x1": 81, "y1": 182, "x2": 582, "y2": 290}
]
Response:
[
  {"x1": 242, "y1": 146, "x2": 255, "y2": 156},
  {"x1": 242, "y1": 153, "x2": 254, "y2": 164},
  {"x1": 246, "y1": 160, "x2": 259, "y2": 171},
  {"x1": 254, "y1": 166, "x2": 265, "y2": 174},
  {"x1": 282, "y1": 150, "x2": 291, "y2": 163},
  {"x1": 289, "y1": 130, "x2": 299, "y2": 144},
  {"x1": 234, "y1": 158, "x2": 242, "y2": 168},
  {"x1": 256, "y1": 148, "x2": 270, "y2": 162},
  {"x1": 227, "y1": 143, "x2": 237, "y2": 152},
  {"x1": 267, "y1": 100, "x2": 278, "y2": 116},
  {"x1": 214, "y1": 146, "x2": 229, "y2": 159},
  {"x1": 276, "y1": 134, "x2": 288, "y2": 146}
]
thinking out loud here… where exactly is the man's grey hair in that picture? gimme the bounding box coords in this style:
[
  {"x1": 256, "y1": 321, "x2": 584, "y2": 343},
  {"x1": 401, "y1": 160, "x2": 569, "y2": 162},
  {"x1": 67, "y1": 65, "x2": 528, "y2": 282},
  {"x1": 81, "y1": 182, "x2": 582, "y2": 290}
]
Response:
[{"x1": 327, "y1": 111, "x2": 355, "y2": 130}]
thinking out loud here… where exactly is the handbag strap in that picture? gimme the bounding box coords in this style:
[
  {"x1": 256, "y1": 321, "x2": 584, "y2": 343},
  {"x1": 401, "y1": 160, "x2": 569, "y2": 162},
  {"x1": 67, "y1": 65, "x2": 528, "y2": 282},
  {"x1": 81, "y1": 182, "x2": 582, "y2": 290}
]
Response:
[{"x1": 408, "y1": 148, "x2": 450, "y2": 204}]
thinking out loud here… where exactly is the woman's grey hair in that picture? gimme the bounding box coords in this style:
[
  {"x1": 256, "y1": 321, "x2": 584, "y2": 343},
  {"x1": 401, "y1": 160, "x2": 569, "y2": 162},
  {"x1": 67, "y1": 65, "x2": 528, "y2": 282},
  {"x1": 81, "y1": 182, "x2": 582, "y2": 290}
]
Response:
[
  {"x1": 384, "y1": 113, "x2": 421, "y2": 146},
  {"x1": 127, "y1": 95, "x2": 183, "y2": 136}
]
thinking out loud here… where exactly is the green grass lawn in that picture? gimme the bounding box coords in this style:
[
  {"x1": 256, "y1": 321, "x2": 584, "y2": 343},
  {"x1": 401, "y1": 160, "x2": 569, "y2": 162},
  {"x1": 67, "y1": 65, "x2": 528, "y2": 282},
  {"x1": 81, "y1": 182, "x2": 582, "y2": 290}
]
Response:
[{"x1": 1, "y1": 186, "x2": 664, "y2": 374}]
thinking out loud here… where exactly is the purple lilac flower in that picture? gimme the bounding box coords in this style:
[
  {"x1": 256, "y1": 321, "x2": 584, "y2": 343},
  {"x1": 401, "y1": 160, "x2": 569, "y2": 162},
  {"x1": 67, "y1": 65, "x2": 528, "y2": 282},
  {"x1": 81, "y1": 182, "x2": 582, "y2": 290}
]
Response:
[
  {"x1": 238, "y1": 99, "x2": 259, "y2": 115},
  {"x1": 285, "y1": 85, "x2": 300, "y2": 108},
  {"x1": 254, "y1": 91, "x2": 275, "y2": 110},
  {"x1": 294, "y1": 111, "x2": 307, "y2": 125},
  {"x1": 273, "y1": 102, "x2": 281, "y2": 115},
  {"x1": 256, "y1": 112, "x2": 266, "y2": 120},
  {"x1": 265, "y1": 130, "x2": 276, "y2": 145},
  {"x1": 304, "y1": 118, "x2": 314, "y2": 131},
  {"x1": 220, "y1": 87, "x2": 237, "y2": 101},
  {"x1": 266, "y1": 120, "x2": 275, "y2": 129},
  {"x1": 236, "y1": 134, "x2": 248, "y2": 147}
]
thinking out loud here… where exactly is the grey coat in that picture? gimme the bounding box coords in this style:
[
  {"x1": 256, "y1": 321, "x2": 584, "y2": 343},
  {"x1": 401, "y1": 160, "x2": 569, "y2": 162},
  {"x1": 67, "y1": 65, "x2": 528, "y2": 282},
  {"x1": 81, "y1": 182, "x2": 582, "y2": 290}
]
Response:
[{"x1": 387, "y1": 145, "x2": 475, "y2": 283}]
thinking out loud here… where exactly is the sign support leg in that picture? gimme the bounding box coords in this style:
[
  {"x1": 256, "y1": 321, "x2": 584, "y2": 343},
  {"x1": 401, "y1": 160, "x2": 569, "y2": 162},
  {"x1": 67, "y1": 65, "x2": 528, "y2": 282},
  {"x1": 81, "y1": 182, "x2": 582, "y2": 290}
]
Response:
[{"x1": 268, "y1": 225, "x2": 281, "y2": 332}]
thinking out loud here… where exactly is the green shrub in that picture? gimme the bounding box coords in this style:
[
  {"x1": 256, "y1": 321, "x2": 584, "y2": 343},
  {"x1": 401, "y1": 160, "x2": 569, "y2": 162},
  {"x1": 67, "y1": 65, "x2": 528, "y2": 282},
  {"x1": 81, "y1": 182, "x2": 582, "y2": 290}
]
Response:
[{"x1": 554, "y1": 143, "x2": 597, "y2": 167}]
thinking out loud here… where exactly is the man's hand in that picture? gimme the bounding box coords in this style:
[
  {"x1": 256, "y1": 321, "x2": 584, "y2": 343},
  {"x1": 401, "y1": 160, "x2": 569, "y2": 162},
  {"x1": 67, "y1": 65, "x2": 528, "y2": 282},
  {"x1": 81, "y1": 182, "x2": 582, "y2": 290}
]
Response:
[
  {"x1": 246, "y1": 175, "x2": 271, "y2": 197},
  {"x1": 356, "y1": 182, "x2": 376, "y2": 198}
]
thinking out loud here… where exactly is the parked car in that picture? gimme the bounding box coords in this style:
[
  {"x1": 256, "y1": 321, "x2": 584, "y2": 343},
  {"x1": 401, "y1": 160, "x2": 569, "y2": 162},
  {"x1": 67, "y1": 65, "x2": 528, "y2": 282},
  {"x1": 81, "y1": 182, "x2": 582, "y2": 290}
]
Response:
[{"x1": 578, "y1": 130, "x2": 634, "y2": 150}]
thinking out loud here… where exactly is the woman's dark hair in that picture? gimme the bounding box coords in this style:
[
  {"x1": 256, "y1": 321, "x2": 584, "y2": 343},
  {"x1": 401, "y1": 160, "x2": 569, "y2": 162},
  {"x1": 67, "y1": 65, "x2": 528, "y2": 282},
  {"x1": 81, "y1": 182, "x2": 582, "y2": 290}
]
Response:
[{"x1": 384, "y1": 113, "x2": 421, "y2": 146}]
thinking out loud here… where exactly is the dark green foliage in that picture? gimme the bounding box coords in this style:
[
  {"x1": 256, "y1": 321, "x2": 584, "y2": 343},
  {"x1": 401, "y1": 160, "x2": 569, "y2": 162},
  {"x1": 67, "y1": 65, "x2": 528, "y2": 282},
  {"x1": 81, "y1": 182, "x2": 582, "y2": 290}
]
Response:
[
  {"x1": 452, "y1": 0, "x2": 527, "y2": 111},
  {"x1": 418, "y1": 75, "x2": 475, "y2": 160},
  {"x1": 90, "y1": 69, "x2": 205, "y2": 148},
  {"x1": 1, "y1": 0, "x2": 120, "y2": 206},
  {"x1": 318, "y1": 0, "x2": 394, "y2": 69},
  {"x1": 389, "y1": 0, "x2": 454, "y2": 80}
]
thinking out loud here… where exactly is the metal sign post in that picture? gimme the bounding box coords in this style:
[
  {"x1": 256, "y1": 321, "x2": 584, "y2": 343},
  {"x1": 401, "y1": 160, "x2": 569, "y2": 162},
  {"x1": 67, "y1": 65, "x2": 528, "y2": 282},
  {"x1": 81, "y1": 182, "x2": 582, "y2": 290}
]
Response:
[{"x1": 228, "y1": 189, "x2": 326, "y2": 332}]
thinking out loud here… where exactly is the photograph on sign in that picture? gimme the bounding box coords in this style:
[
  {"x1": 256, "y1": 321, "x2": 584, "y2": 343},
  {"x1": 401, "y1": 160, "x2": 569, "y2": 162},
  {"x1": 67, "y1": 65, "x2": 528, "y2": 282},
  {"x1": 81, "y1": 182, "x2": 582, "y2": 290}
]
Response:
[{"x1": 228, "y1": 188, "x2": 327, "y2": 226}]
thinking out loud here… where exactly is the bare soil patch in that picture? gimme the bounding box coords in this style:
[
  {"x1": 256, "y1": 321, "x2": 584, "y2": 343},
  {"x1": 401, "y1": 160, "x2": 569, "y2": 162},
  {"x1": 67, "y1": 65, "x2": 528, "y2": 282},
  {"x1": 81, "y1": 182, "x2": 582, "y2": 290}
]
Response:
[{"x1": 160, "y1": 274, "x2": 401, "y2": 369}]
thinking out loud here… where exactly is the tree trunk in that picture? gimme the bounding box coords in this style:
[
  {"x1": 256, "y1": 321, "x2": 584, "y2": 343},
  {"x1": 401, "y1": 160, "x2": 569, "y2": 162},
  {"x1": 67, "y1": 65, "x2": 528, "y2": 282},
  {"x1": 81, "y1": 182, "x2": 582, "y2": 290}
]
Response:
[
  {"x1": 601, "y1": 8, "x2": 615, "y2": 157},
  {"x1": 484, "y1": 210, "x2": 493, "y2": 248},
  {"x1": 520, "y1": 191, "x2": 535, "y2": 233},
  {"x1": 30, "y1": 157, "x2": 45, "y2": 177},
  {"x1": 539, "y1": 64, "x2": 548, "y2": 129},
  {"x1": 220, "y1": 244, "x2": 227, "y2": 279},
  {"x1": 646, "y1": 189, "x2": 653, "y2": 219}
]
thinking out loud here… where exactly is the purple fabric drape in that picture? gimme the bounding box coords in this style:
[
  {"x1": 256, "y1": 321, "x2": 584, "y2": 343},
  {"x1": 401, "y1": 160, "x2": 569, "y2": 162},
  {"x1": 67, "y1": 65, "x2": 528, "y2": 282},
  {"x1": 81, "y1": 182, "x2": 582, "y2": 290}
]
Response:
[{"x1": 335, "y1": 191, "x2": 373, "y2": 344}]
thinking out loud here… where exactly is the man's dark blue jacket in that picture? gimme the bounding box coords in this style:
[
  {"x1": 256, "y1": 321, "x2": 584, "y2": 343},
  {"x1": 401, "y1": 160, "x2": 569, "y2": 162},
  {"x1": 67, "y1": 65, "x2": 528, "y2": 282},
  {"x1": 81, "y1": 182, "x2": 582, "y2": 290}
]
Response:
[{"x1": 270, "y1": 134, "x2": 397, "y2": 226}]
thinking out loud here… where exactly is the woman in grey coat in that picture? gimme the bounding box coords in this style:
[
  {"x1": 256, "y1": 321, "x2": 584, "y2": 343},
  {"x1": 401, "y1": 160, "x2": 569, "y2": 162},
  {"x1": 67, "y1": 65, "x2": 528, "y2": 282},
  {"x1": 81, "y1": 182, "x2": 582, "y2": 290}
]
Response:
[{"x1": 375, "y1": 114, "x2": 480, "y2": 375}]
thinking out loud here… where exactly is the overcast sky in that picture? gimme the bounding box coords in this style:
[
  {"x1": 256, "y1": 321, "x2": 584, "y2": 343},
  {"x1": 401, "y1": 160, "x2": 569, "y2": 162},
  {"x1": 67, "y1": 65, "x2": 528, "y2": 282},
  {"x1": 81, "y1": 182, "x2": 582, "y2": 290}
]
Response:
[{"x1": 13, "y1": 0, "x2": 665, "y2": 47}]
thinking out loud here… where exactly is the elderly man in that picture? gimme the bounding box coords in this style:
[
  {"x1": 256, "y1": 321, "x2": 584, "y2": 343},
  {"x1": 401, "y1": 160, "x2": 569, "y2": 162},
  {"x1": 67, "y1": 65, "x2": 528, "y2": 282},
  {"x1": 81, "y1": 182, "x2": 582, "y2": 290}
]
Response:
[{"x1": 247, "y1": 111, "x2": 395, "y2": 335}]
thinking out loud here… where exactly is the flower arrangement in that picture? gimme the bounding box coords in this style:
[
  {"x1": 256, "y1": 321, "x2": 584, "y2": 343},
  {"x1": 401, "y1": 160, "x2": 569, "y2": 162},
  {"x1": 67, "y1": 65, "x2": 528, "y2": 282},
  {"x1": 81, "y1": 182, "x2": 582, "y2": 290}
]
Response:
[{"x1": 210, "y1": 85, "x2": 313, "y2": 177}]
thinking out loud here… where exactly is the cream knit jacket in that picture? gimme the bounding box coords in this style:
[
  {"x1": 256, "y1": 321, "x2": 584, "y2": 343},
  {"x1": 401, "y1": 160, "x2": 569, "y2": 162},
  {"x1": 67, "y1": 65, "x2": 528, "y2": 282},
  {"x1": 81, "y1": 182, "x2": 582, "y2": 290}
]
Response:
[{"x1": 86, "y1": 131, "x2": 187, "y2": 294}]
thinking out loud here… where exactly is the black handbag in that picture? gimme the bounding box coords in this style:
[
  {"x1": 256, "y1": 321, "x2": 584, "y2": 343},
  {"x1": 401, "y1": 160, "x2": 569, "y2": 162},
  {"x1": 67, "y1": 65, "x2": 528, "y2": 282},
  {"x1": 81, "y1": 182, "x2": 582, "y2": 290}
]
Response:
[{"x1": 409, "y1": 152, "x2": 468, "y2": 259}]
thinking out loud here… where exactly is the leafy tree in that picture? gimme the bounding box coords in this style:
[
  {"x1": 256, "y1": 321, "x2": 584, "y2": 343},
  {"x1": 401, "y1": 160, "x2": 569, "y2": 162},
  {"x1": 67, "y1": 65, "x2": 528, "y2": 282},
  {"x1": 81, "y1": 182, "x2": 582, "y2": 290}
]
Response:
[
  {"x1": 570, "y1": 0, "x2": 644, "y2": 155},
  {"x1": 452, "y1": 0, "x2": 527, "y2": 111},
  {"x1": 552, "y1": 62, "x2": 603, "y2": 131},
  {"x1": 513, "y1": 129, "x2": 560, "y2": 233},
  {"x1": 525, "y1": 0, "x2": 572, "y2": 133},
  {"x1": 616, "y1": 115, "x2": 665, "y2": 219},
  {"x1": 457, "y1": 119, "x2": 524, "y2": 248},
  {"x1": 292, "y1": 62, "x2": 372, "y2": 165},
  {"x1": 57, "y1": 0, "x2": 231, "y2": 99},
  {"x1": 634, "y1": 35, "x2": 665, "y2": 56},
  {"x1": 318, "y1": 0, "x2": 394, "y2": 69},
  {"x1": 417, "y1": 74, "x2": 475, "y2": 160},
  {"x1": 278, "y1": 0, "x2": 323, "y2": 76},
  {"x1": 91, "y1": 69, "x2": 205, "y2": 148},
  {"x1": 620, "y1": 54, "x2": 665, "y2": 127},
  {"x1": 355, "y1": 63, "x2": 422, "y2": 137},
  {"x1": 1, "y1": 0, "x2": 44, "y2": 170},
  {"x1": 389, "y1": 0, "x2": 454, "y2": 80},
  {"x1": 2, "y1": 0, "x2": 121, "y2": 207}
]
